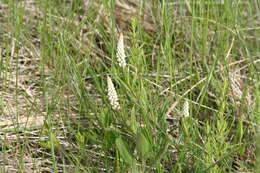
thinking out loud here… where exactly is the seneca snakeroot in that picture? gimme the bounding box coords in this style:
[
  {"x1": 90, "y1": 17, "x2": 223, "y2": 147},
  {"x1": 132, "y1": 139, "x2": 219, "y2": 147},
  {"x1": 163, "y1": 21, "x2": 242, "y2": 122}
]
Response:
[
  {"x1": 183, "y1": 101, "x2": 189, "y2": 117},
  {"x1": 116, "y1": 33, "x2": 126, "y2": 68},
  {"x1": 107, "y1": 76, "x2": 120, "y2": 110}
]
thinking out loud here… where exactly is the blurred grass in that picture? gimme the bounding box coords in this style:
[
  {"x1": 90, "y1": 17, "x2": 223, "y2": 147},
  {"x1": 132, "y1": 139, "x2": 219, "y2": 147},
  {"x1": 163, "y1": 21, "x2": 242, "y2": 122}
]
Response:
[{"x1": 0, "y1": 0, "x2": 259, "y2": 172}]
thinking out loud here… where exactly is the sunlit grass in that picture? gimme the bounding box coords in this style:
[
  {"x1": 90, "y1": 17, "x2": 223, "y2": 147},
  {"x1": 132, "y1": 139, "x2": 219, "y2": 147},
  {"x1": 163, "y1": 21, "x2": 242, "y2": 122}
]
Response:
[{"x1": 0, "y1": 0, "x2": 259, "y2": 172}]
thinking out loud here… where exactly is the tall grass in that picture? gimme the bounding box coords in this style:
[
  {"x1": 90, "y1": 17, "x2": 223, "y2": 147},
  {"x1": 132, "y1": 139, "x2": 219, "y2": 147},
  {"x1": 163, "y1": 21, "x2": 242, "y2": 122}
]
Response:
[{"x1": 0, "y1": 0, "x2": 259, "y2": 172}]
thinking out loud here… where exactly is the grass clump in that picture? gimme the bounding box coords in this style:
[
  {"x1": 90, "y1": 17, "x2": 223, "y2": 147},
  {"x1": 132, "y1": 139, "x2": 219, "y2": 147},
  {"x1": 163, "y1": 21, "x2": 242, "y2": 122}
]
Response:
[{"x1": 0, "y1": 0, "x2": 259, "y2": 172}]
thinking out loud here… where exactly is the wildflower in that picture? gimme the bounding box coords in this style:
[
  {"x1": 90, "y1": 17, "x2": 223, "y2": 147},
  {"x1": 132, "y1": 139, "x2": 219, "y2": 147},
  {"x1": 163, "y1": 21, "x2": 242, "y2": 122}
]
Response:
[
  {"x1": 107, "y1": 76, "x2": 120, "y2": 110},
  {"x1": 229, "y1": 73, "x2": 243, "y2": 101},
  {"x1": 116, "y1": 33, "x2": 126, "y2": 68},
  {"x1": 183, "y1": 101, "x2": 189, "y2": 117}
]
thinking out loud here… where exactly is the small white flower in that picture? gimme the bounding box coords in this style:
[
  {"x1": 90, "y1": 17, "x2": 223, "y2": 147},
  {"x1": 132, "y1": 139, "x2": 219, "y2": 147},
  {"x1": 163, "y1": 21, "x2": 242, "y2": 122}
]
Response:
[
  {"x1": 116, "y1": 33, "x2": 126, "y2": 68},
  {"x1": 107, "y1": 76, "x2": 120, "y2": 110},
  {"x1": 183, "y1": 101, "x2": 189, "y2": 117},
  {"x1": 229, "y1": 73, "x2": 243, "y2": 100}
]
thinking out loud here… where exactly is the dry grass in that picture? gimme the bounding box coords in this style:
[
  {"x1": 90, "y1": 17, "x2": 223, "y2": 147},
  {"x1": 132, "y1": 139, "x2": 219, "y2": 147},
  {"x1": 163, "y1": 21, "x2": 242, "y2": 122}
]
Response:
[{"x1": 0, "y1": 0, "x2": 259, "y2": 172}]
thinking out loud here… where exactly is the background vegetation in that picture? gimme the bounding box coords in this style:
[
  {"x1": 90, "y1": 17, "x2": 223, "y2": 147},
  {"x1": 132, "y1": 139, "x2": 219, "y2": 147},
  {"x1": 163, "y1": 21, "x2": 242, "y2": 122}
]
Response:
[{"x1": 0, "y1": 0, "x2": 259, "y2": 172}]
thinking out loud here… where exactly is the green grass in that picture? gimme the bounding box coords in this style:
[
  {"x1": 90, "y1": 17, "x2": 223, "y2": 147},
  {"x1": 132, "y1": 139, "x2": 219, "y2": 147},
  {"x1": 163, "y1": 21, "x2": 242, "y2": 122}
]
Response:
[{"x1": 0, "y1": 0, "x2": 259, "y2": 172}]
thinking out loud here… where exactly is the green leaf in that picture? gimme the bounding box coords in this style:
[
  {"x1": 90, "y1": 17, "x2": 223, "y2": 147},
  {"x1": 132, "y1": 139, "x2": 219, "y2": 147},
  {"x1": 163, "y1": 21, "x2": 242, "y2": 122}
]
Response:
[
  {"x1": 99, "y1": 108, "x2": 111, "y2": 128},
  {"x1": 131, "y1": 107, "x2": 138, "y2": 135},
  {"x1": 76, "y1": 131, "x2": 85, "y2": 147},
  {"x1": 115, "y1": 138, "x2": 135, "y2": 166},
  {"x1": 136, "y1": 130, "x2": 151, "y2": 159},
  {"x1": 152, "y1": 136, "x2": 169, "y2": 166},
  {"x1": 41, "y1": 132, "x2": 60, "y2": 149},
  {"x1": 184, "y1": 0, "x2": 192, "y2": 14}
]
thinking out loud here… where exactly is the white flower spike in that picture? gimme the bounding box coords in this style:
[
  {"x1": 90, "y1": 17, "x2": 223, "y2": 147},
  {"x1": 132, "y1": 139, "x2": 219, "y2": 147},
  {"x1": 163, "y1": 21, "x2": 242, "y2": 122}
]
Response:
[
  {"x1": 116, "y1": 33, "x2": 126, "y2": 68},
  {"x1": 183, "y1": 101, "x2": 189, "y2": 117},
  {"x1": 107, "y1": 76, "x2": 120, "y2": 110}
]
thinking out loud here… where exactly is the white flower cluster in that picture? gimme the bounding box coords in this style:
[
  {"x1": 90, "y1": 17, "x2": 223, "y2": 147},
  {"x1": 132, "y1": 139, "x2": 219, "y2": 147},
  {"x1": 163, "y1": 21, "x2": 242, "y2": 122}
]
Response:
[
  {"x1": 116, "y1": 33, "x2": 126, "y2": 68},
  {"x1": 107, "y1": 76, "x2": 120, "y2": 110},
  {"x1": 183, "y1": 101, "x2": 189, "y2": 117},
  {"x1": 230, "y1": 73, "x2": 243, "y2": 100}
]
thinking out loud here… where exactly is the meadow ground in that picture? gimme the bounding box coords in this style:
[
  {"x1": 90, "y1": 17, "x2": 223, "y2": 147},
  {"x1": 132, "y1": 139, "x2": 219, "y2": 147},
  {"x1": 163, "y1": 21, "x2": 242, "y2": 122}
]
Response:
[{"x1": 0, "y1": 0, "x2": 259, "y2": 172}]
